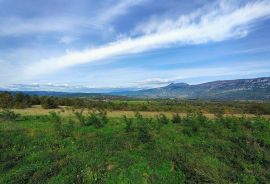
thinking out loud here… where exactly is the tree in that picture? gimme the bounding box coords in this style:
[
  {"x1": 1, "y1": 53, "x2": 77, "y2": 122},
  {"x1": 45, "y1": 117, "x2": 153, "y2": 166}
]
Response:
[
  {"x1": 41, "y1": 97, "x2": 58, "y2": 109},
  {"x1": 0, "y1": 92, "x2": 14, "y2": 109},
  {"x1": 156, "y1": 113, "x2": 169, "y2": 125},
  {"x1": 172, "y1": 113, "x2": 182, "y2": 124},
  {"x1": 123, "y1": 115, "x2": 133, "y2": 132},
  {"x1": 14, "y1": 93, "x2": 32, "y2": 109},
  {"x1": 138, "y1": 127, "x2": 152, "y2": 143}
]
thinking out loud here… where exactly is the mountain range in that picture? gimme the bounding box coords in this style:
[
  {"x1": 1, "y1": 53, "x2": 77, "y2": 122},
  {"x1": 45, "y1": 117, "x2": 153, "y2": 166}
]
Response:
[
  {"x1": 114, "y1": 77, "x2": 270, "y2": 100},
  {"x1": 1, "y1": 77, "x2": 270, "y2": 100}
]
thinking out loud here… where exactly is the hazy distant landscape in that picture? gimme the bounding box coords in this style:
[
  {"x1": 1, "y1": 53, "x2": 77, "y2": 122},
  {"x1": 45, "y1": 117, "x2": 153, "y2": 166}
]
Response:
[{"x1": 1, "y1": 0, "x2": 270, "y2": 183}]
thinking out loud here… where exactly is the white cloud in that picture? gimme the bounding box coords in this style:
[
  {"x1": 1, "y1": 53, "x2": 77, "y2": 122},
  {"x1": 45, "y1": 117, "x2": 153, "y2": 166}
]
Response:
[
  {"x1": 0, "y1": 17, "x2": 90, "y2": 36},
  {"x1": 20, "y1": 0, "x2": 270, "y2": 80},
  {"x1": 137, "y1": 61, "x2": 270, "y2": 87},
  {"x1": 59, "y1": 36, "x2": 77, "y2": 44},
  {"x1": 9, "y1": 60, "x2": 270, "y2": 90},
  {"x1": 99, "y1": 0, "x2": 148, "y2": 23},
  {"x1": 138, "y1": 78, "x2": 178, "y2": 85},
  {"x1": 0, "y1": 0, "x2": 147, "y2": 37}
]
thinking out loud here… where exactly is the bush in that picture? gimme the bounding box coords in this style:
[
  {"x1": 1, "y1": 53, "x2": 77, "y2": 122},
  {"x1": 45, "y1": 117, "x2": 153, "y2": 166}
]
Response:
[
  {"x1": 123, "y1": 115, "x2": 133, "y2": 132},
  {"x1": 134, "y1": 112, "x2": 143, "y2": 121},
  {"x1": 14, "y1": 93, "x2": 32, "y2": 109},
  {"x1": 60, "y1": 120, "x2": 75, "y2": 138},
  {"x1": 74, "y1": 110, "x2": 85, "y2": 126},
  {"x1": 0, "y1": 109, "x2": 20, "y2": 121},
  {"x1": 0, "y1": 92, "x2": 14, "y2": 109},
  {"x1": 156, "y1": 113, "x2": 170, "y2": 125},
  {"x1": 49, "y1": 112, "x2": 62, "y2": 131},
  {"x1": 41, "y1": 97, "x2": 58, "y2": 109},
  {"x1": 138, "y1": 127, "x2": 152, "y2": 143},
  {"x1": 247, "y1": 103, "x2": 270, "y2": 115},
  {"x1": 83, "y1": 110, "x2": 108, "y2": 128},
  {"x1": 49, "y1": 112, "x2": 74, "y2": 138},
  {"x1": 172, "y1": 113, "x2": 182, "y2": 124}
]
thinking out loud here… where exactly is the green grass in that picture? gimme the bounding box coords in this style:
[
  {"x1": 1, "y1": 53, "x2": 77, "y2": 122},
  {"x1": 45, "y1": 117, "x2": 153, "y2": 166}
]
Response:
[{"x1": 1, "y1": 112, "x2": 270, "y2": 183}]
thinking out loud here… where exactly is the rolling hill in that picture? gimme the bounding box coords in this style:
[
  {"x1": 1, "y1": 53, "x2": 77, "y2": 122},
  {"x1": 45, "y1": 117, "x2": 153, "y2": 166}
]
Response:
[{"x1": 116, "y1": 77, "x2": 270, "y2": 100}]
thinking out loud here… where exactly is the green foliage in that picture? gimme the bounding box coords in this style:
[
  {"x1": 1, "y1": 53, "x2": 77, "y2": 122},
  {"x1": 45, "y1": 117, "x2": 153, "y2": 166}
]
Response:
[
  {"x1": 133, "y1": 112, "x2": 153, "y2": 143},
  {"x1": 78, "y1": 110, "x2": 109, "y2": 128},
  {"x1": 49, "y1": 111, "x2": 62, "y2": 130},
  {"x1": 172, "y1": 113, "x2": 182, "y2": 124},
  {"x1": 156, "y1": 113, "x2": 170, "y2": 125},
  {"x1": 138, "y1": 127, "x2": 152, "y2": 143},
  {"x1": 14, "y1": 93, "x2": 32, "y2": 109},
  {"x1": 74, "y1": 109, "x2": 85, "y2": 126},
  {"x1": 49, "y1": 112, "x2": 74, "y2": 138},
  {"x1": 0, "y1": 92, "x2": 32, "y2": 109},
  {"x1": 247, "y1": 103, "x2": 270, "y2": 115},
  {"x1": 3, "y1": 92, "x2": 270, "y2": 115},
  {"x1": 0, "y1": 109, "x2": 20, "y2": 121},
  {"x1": 213, "y1": 107, "x2": 225, "y2": 119},
  {"x1": 1, "y1": 111, "x2": 270, "y2": 183},
  {"x1": 41, "y1": 97, "x2": 58, "y2": 109},
  {"x1": 0, "y1": 92, "x2": 14, "y2": 109},
  {"x1": 123, "y1": 115, "x2": 133, "y2": 133}
]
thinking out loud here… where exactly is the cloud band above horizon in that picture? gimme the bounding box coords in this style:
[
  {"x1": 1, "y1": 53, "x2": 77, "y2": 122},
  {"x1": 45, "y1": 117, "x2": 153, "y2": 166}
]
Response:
[{"x1": 22, "y1": 0, "x2": 270, "y2": 80}]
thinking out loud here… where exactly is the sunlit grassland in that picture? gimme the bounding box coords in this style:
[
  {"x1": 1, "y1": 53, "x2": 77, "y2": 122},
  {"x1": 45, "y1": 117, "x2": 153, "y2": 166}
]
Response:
[
  {"x1": 12, "y1": 105, "x2": 270, "y2": 119},
  {"x1": 1, "y1": 110, "x2": 270, "y2": 183}
]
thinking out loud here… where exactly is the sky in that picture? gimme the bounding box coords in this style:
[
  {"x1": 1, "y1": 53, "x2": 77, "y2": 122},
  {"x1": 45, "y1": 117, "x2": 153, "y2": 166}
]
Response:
[{"x1": 0, "y1": 0, "x2": 270, "y2": 92}]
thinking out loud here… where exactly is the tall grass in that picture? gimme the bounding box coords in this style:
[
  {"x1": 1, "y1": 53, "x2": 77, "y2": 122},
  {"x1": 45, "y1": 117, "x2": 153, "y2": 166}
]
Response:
[{"x1": 1, "y1": 111, "x2": 270, "y2": 183}]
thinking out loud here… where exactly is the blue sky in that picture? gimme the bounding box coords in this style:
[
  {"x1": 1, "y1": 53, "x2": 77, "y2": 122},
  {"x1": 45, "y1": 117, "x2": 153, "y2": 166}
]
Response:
[{"x1": 1, "y1": 0, "x2": 270, "y2": 92}]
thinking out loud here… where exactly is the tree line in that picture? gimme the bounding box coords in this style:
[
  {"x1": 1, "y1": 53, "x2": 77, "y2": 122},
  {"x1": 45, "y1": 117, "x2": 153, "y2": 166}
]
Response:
[{"x1": 1, "y1": 91, "x2": 270, "y2": 114}]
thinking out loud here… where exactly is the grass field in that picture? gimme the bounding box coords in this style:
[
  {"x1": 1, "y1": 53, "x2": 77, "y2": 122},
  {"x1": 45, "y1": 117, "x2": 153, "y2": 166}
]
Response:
[
  {"x1": 1, "y1": 107, "x2": 270, "y2": 183},
  {"x1": 12, "y1": 105, "x2": 270, "y2": 119}
]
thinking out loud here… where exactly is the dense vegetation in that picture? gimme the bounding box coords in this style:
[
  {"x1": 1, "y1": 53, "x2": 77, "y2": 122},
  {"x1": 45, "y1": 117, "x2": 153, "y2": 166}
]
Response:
[
  {"x1": 1, "y1": 91, "x2": 270, "y2": 114},
  {"x1": 1, "y1": 108, "x2": 270, "y2": 183}
]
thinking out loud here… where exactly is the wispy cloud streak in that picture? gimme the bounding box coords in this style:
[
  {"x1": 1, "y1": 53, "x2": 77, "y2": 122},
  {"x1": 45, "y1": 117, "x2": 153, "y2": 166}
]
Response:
[
  {"x1": 0, "y1": 0, "x2": 145, "y2": 36},
  {"x1": 22, "y1": 0, "x2": 270, "y2": 79}
]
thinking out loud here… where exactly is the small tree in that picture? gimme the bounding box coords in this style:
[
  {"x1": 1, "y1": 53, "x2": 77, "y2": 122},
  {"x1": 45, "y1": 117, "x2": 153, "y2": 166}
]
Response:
[
  {"x1": 41, "y1": 97, "x2": 58, "y2": 109},
  {"x1": 14, "y1": 92, "x2": 32, "y2": 109},
  {"x1": 172, "y1": 113, "x2": 182, "y2": 124},
  {"x1": 74, "y1": 109, "x2": 85, "y2": 126},
  {"x1": 49, "y1": 112, "x2": 74, "y2": 138},
  {"x1": 138, "y1": 127, "x2": 152, "y2": 143},
  {"x1": 123, "y1": 115, "x2": 133, "y2": 132},
  {"x1": 0, "y1": 109, "x2": 20, "y2": 121},
  {"x1": 134, "y1": 113, "x2": 153, "y2": 143},
  {"x1": 49, "y1": 112, "x2": 62, "y2": 131},
  {"x1": 0, "y1": 92, "x2": 14, "y2": 109},
  {"x1": 83, "y1": 110, "x2": 108, "y2": 128},
  {"x1": 156, "y1": 113, "x2": 169, "y2": 125}
]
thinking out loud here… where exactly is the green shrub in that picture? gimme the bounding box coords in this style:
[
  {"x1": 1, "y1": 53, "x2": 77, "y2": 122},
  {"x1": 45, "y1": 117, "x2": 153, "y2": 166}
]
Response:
[
  {"x1": 0, "y1": 109, "x2": 20, "y2": 121},
  {"x1": 14, "y1": 93, "x2": 32, "y2": 109},
  {"x1": 156, "y1": 113, "x2": 169, "y2": 125},
  {"x1": 134, "y1": 111, "x2": 143, "y2": 121},
  {"x1": 138, "y1": 127, "x2": 152, "y2": 143},
  {"x1": 49, "y1": 112, "x2": 74, "y2": 138},
  {"x1": 49, "y1": 112, "x2": 62, "y2": 131},
  {"x1": 247, "y1": 103, "x2": 270, "y2": 115},
  {"x1": 41, "y1": 97, "x2": 58, "y2": 109},
  {"x1": 172, "y1": 113, "x2": 182, "y2": 124},
  {"x1": 123, "y1": 115, "x2": 133, "y2": 132},
  {"x1": 74, "y1": 109, "x2": 85, "y2": 125},
  {"x1": 214, "y1": 108, "x2": 225, "y2": 119},
  {"x1": 60, "y1": 120, "x2": 75, "y2": 138},
  {"x1": 0, "y1": 92, "x2": 14, "y2": 109},
  {"x1": 84, "y1": 110, "x2": 108, "y2": 128}
]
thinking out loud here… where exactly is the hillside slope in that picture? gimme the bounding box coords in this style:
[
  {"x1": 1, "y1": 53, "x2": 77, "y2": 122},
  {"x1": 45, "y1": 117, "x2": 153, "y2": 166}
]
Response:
[{"x1": 119, "y1": 77, "x2": 270, "y2": 100}]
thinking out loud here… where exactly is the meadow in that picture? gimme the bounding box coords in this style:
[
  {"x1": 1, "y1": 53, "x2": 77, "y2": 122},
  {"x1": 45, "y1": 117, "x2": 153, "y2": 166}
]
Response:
[
  {"x1": 1, "y1": 104, "x2": 270, "y2": 183},
  {"x1": 1, "y1": 93, "x2": 270, "y2": 183}
]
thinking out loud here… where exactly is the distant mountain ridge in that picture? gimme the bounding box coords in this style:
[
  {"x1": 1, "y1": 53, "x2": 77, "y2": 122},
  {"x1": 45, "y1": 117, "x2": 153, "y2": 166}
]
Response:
[
  {"x1": 116, "y1": 77, "x2": 270, "y2": 100},
  {"x1": 1, "y1": 77, "x2": 270, "y2": 100}
]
